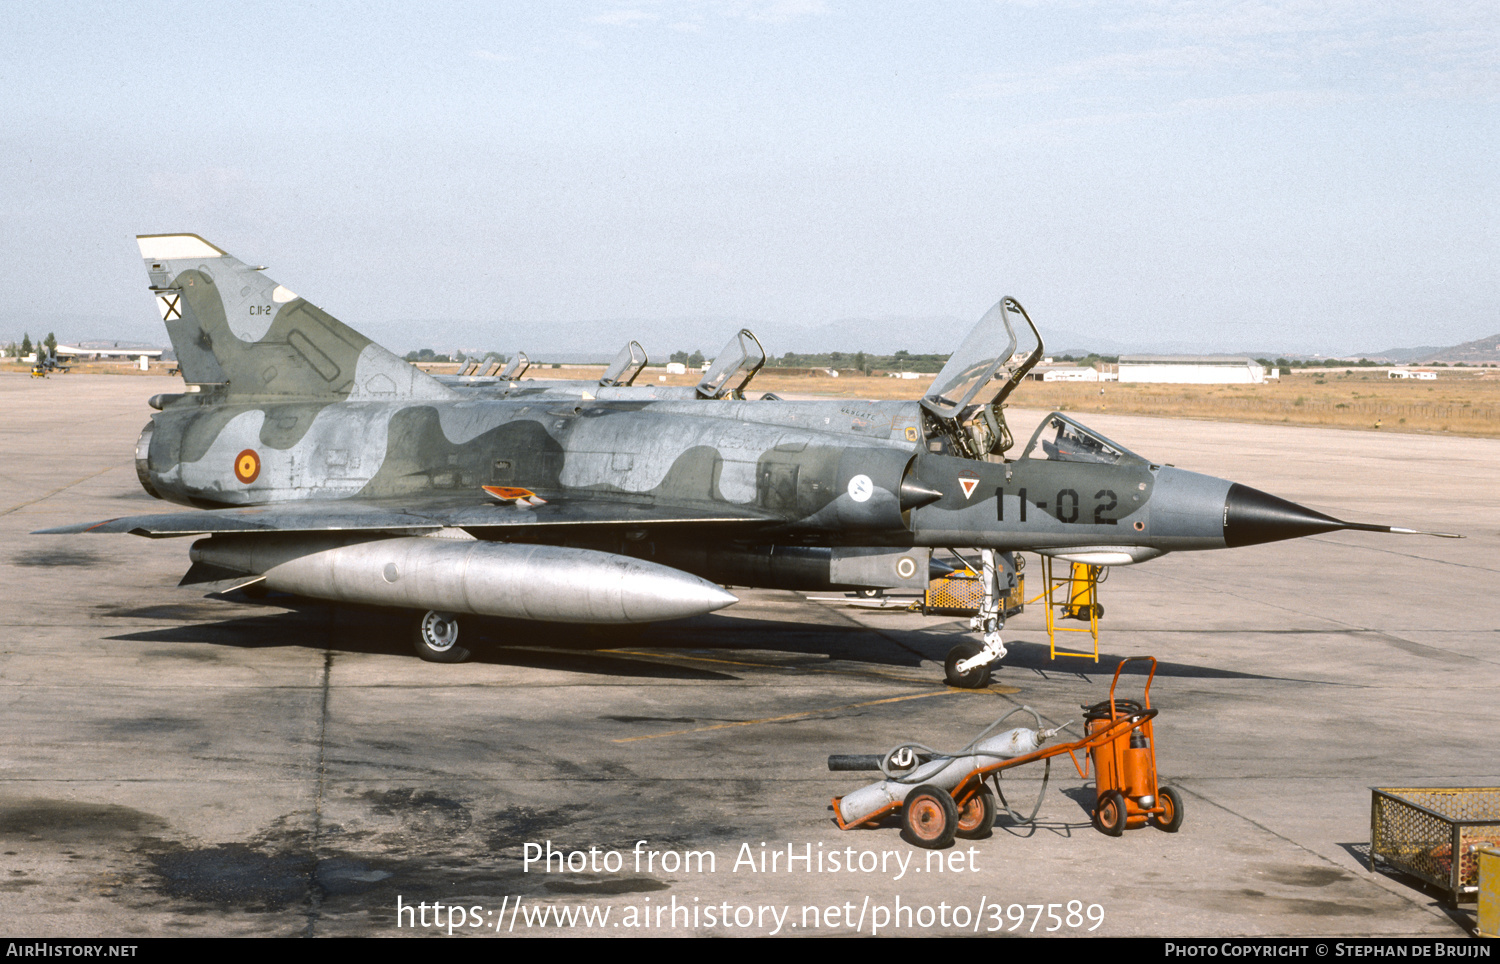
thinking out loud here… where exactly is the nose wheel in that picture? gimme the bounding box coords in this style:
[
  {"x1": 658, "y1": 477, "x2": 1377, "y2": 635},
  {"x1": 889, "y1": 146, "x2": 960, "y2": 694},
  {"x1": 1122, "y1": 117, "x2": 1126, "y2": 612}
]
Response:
[
  {"x1": 945, "y1": 641, "x2": 991, "y2": 688},
  {"x1": 413, "y1": 610, "x2": 471, "y2": 663},
  {"x1": 945, "y1": 628, "x2": 1007, "y2": 689}
]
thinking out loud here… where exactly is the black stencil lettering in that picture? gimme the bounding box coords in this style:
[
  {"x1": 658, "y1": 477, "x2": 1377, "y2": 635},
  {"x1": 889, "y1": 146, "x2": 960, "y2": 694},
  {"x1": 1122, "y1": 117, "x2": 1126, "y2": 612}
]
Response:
[{"x1": 1094, "y1": 489, "x2": 1119, "y2": 525}]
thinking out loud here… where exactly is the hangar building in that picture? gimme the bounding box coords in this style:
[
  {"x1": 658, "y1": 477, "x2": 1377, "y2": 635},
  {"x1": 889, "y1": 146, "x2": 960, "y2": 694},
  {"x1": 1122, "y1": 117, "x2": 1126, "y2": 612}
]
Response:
[{"x1": 1117, "y1": 356, "x2": 1275, "y2": 384}]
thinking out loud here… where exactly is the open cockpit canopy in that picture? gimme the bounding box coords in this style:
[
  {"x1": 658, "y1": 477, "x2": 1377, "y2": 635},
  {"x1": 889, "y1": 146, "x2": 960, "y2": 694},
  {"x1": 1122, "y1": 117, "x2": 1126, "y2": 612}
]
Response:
[
  {"x1": 499, "y1": 352, "x2": 530, "y2": 380},
  {"x1": 921, "y1": 296, "x2": 1043, "y2": 422},
  {"x1": 600, "y1": 341, "x2": 648, "y2": 387},
  {"x1": 1020, "y1": 413, "x2": 1149, "y2": 466},
  {"x1": 920, "y1": 297, "x2": 1044, "y2": 459},
  {"x1": 696, "y1": 329, "x2": 766, "y2": 399}
]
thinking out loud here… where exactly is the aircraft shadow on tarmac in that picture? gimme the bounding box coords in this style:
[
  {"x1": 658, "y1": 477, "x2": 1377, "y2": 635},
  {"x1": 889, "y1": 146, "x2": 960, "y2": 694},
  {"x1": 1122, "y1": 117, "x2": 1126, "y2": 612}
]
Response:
[
  {"x1": 105, "y1": 607, "x2": 736, "y2": 681},
  {"x1": 104, "y1": 606, "x2": 924, "y2": 680},
  {"x1": 101, "y1": 593, "x2": 1317, "y2": 685},
  {"x1": 963, "y1": 645, "x2": 1318, "y2": 684}
]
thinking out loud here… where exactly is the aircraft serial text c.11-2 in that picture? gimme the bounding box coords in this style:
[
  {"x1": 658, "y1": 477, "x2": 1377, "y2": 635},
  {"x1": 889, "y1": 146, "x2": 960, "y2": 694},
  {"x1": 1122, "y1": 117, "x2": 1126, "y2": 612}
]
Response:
[{"x1": 36, "y1": 234, "x2": 1458, "y2": 685}]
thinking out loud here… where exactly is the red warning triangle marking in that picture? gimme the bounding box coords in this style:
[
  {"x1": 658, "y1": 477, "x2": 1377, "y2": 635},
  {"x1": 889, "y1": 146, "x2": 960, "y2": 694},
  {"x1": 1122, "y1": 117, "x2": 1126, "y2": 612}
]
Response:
[
  {"x1": 483, "y1": 485, "x2": 536, "y2": 501},
  {"x1": 958, "y1": 476, "x2": 979, "y2": 499}
]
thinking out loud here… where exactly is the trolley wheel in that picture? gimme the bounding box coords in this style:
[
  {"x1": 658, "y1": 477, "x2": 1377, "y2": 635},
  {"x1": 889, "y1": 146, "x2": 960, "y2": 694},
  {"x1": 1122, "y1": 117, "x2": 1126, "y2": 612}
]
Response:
[
  {"x1": 1092, "y1": 603, "x2": 1105, "y2": 620},
  {"x1": 1092, "y1": 790, "x2": 1127, "y2": 837},
  {"x1": 902, "y1": 784, "x2": 958, "y2": 849},
  {"x1": 944, "y1": 641, "x2": 991, "y2": 689},
  {"x1": 1153, "y1": 786, "x2": 1184, "y2": 833},
  {"x1": 955, "y1": 785, "x2": 996, "y2": 840}
]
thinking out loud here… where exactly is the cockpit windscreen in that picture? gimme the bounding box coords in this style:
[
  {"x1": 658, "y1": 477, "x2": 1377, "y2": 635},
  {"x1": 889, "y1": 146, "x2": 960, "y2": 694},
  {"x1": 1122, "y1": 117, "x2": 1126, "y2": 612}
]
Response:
[{"x1": 1021, "y1": 413, "x2": 1148, "y2": 465}]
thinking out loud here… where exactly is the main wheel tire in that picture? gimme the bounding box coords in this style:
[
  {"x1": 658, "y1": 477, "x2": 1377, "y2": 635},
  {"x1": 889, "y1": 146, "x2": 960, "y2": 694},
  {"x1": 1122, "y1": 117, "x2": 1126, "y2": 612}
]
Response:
[
  {"x1": 413, "y1": 610, "x2": 471, "y2": 663},
  {"x1": 955, "y1": 785, "x2": 997, "y2": 839},
  {"x1": 1154, "y1": 786, "x2": 1184, "y2": 833},
  {"x1": 902, "y1": 784, "x2": 958, "y2": 849},
  {"x1": 1092, "y1": 790, "x2": 1127, "y2": 837},
  {"x1": 944, "y1": 641, "x2": 991, "y2": 689}
]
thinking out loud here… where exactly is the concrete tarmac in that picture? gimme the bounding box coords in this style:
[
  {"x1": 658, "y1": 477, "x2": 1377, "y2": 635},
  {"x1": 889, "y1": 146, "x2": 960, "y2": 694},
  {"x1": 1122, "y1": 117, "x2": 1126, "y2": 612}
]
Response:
[{"x1": 2, "y1": 373, "x2": 1496, "y2": 938}]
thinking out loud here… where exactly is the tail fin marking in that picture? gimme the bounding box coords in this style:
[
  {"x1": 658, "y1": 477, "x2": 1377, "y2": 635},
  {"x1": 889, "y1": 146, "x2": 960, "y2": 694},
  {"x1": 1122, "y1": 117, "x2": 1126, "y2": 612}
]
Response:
[{"x1": 137, "y1": 234, "x2": 455, "y2": 402}]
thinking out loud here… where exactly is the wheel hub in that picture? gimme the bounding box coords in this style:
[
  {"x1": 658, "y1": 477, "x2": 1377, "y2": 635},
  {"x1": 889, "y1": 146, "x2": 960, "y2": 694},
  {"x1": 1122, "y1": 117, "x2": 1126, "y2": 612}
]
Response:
[
  {"x1": 910, "y1": 800, "x2": 944, "y2": 839},
  {"x1": 421, "y1": 611, "x2": 459, "y2": 652}
]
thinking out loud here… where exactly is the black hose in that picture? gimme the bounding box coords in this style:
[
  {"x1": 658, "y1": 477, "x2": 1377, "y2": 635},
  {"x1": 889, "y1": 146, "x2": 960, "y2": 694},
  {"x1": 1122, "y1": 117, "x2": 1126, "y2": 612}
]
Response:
[{"x1": 992, "y1": 758, "x2": 1051, "y2": 826}]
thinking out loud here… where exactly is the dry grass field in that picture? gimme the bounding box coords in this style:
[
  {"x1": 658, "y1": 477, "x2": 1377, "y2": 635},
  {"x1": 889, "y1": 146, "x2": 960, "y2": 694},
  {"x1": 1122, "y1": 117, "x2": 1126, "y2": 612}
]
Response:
[
  {"x1": 524, "y1": 364, "x2": 1500, "y2": 438},
  {"x1": 0, "y1": 359, "x2": 176, "y2": 377},
  {"x1": 999, "y1": 370, "x2": 1500, "y2": 438},
  {"x1": 10, "y1": 360, "x2": 1495, "y2": 438}
]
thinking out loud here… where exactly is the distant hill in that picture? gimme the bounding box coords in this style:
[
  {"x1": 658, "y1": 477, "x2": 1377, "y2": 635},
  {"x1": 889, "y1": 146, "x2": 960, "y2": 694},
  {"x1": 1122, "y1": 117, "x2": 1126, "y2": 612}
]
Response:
[
  {"x1": 1334, "y1": 333, "x2": 1500, "y2": 365},
  {"x1": 1421, "y1": 333, "x2": 1500, "y2": 364},
  {"x1": 1357, "y1": 345, "x2": 1450, "y2": 364}
]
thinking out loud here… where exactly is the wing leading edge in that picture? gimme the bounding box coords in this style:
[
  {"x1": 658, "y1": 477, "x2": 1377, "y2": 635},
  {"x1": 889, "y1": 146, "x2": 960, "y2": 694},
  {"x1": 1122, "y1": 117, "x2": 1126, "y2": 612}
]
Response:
[{"x1": 35, "y1": 495, "x2": 777, "y2": 539}]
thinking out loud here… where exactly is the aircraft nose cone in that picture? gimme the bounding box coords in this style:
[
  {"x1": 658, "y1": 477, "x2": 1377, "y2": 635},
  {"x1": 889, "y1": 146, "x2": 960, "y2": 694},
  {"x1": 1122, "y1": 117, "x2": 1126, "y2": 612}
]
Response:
[{"x1": 1223, "y1": 483, "x2": 1344, "y2": 548}]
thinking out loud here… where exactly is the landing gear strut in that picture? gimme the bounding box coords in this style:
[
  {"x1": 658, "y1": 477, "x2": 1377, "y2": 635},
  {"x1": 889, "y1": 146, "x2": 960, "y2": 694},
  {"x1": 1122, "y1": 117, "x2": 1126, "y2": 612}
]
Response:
[{"x1": 944, "y1": 549, "x2": 1008, "y2": 688}]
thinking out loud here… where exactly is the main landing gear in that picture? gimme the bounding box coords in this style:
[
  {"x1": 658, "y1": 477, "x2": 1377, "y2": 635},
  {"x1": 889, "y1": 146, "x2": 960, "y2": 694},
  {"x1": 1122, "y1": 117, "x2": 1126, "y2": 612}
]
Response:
[{"x1": 413, "y1": 609, "x2": 471, "y2": 663}]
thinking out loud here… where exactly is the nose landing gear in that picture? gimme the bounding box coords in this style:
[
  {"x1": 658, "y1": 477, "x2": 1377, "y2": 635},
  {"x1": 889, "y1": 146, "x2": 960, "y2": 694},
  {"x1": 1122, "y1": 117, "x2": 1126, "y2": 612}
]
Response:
[{"x1": 945, "y1": 549, "x2": 1010, "y2": 688}]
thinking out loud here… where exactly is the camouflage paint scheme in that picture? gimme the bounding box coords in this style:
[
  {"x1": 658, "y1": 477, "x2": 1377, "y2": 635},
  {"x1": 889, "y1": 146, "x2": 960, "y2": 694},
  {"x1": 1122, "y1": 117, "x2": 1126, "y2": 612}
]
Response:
[{"x1": 43, "y1": 234, "x2": 1440, "y2": 672}]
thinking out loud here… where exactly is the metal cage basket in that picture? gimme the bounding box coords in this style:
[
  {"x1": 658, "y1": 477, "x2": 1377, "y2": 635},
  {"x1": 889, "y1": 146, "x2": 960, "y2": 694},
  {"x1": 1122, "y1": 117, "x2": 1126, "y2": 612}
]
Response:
[
  {"x1": 923, "y1": 570, "x2": 1023, "y2": 617},
  {"x1": 1370, "y1": 787, "x2": 1500, "y2": 904}
]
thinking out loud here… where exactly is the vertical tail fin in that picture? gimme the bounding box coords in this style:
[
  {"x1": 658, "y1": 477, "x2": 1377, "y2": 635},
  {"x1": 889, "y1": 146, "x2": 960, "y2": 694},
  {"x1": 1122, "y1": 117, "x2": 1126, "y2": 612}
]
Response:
[{"x1": 137, "y1": 234, "x2": 455, "y2": 400}]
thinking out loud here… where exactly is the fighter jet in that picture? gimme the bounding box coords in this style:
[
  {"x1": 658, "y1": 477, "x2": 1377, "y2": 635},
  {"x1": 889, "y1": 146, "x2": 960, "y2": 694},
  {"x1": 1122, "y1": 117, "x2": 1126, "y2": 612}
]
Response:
[
  {"x1": 30, "y1": 350, "x2": 70, "y2": 376},
  {"x1": 37, "y1": 234, "x2": 1456, "y2": 686}
]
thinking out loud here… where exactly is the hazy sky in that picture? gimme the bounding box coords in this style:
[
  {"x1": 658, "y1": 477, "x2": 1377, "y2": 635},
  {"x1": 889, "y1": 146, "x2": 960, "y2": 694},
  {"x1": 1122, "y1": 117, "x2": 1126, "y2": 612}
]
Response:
[{"x1": 2, "y1": 1, "x2": 1495, "y2": 355}]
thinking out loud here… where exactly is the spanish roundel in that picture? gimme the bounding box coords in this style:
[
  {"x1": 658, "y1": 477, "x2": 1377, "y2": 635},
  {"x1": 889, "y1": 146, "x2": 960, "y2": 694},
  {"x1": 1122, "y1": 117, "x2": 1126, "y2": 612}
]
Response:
[{"x1": 234, "y1": 449, "x2": 260, "y2": 484}]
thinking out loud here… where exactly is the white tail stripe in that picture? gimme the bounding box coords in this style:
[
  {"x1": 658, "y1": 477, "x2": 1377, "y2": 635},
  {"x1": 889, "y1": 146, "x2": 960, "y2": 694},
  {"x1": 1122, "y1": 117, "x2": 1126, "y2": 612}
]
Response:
[{"x1": 137, "y1": 234, "x2": 226, "y2": 260}]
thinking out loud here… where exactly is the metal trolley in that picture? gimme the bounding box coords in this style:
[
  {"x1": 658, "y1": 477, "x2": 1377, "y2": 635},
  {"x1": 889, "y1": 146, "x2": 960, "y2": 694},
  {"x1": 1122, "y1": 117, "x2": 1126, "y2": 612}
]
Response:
[{"x1": 830, "y1": 656, "x2": 1183, "y2": 847}]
